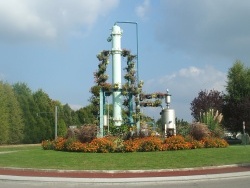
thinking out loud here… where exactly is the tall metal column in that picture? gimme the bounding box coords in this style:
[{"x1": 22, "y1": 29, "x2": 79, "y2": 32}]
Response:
[
  {"x1": 128, "y1": 93, "x2": 133, "y2": 125},
  {"x1": 99, "y1": 89, "x2": 105, "y2": 137},
  {"x1": 55, "y1": 106, "x2": 58, "y2": 140},
  {"x1": 111, "y1": 24, "x2": 123, "y2": 126},
  {"x1": 115, "y1": 21, "x2": 139, "y2": 132}
]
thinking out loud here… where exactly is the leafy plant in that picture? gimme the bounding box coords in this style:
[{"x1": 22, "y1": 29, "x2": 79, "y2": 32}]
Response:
[
  {"x1": 199, "y1": 109, "x2": 224, "y2": 138},
  {"x1": 189, "y1": 122, "x2": 210, "y2": 141}
]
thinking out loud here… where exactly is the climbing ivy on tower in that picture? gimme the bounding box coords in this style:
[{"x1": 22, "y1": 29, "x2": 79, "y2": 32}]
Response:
[
  {"x1": 121, "y1": 49, "x2": 143, "y2": 123},
  {"x1": 90, "y1": 49, "x2": 143, "y2": 125},
  {"x1": 90, "y1": 50, "x2": 111, "y2": 118}
]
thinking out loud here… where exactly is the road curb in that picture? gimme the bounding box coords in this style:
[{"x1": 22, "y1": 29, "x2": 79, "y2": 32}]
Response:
[
  {"x1": 1, "y1": 171, "x2": 250, "y2": 183},
  {"x1": 1, "y1": 163, "x2": 250, "y2": 174}
]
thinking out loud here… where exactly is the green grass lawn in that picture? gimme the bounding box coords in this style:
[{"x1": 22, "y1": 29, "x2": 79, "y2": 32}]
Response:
[{"x1": 0, "y1": 145, "x2": 250, "y2": 170}]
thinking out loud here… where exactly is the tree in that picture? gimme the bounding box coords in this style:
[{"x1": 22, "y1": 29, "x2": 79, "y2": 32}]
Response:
[
  {"x1": 223, "y1": 96, "x2": 250, "y2": 133},
  {"x1": 33, "y1": 89, "x2": 54, "y2": 142},
  {"x1": 76, "y1": 104, "x2": 96, "y2": 124},
  {"x1": 225, "y1": 60, "x2": 250, "y2": 101},
  {"x1": 57, "y1": 119, "x2": 67, "y2": 137},
  {"x1": 0, "y1": 82, "x2": 10, "y2": 144},
  {"x1": 190, "y1": 90, "x2": 224, "y2": 121},
  {"x1": 13, "y1": 83, "x2": 40, "y2": 143},
  {"x1": 223, "y1": 61, "x2": 250, "y2": 133},
  {"x1": 62, "y1": 104, "x2": 80, "y2": 126},
  {"x1": 0, "y1": 82, "x2": 24, "y2": 144},
  {"x1": 6, "y1": 84, "x2": 24, "y2": 144},
  {"x1": 62, "y1": 104, "x2": 74, "y2": 126}
]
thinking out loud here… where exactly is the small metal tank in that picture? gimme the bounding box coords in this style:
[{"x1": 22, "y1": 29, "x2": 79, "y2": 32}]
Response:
[{"x1": 161, "y1": 108, "x2": 176, "y2": 136}]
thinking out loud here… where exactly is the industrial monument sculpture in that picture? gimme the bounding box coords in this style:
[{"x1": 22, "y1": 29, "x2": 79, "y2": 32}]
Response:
[{"x1": 91, "y1": 23, "x2": 176, "y2": 137}]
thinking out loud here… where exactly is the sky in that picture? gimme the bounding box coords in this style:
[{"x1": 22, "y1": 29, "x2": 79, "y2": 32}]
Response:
[{"x1": 1, "y1": 0, "x2": 250, "y2": 122}]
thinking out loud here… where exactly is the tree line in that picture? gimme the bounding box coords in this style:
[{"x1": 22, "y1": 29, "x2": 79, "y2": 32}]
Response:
[{"x1": 0, "y1": 82, "x2": 95, "y2": 144}]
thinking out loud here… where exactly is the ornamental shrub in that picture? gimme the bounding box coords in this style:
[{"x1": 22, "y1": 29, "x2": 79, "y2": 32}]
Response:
[
  {"x1": 84, "y1": 142, "x2": 98, "y2": 153},
  {"x1": 65, "y1": 140, "x2": 86, "y2": 152},
  {"x1": 64, "y1": 137, "x2": 78, "y2": 151},
  {"x1": 54, "y1": 137, "x2": 66, "y2": 151},
  {"x1": 190, "y1": 123, "x2": 210, "y2": 141},
  {"x1": 41, "y1": 140, "x2": 54, "y2": 150},
  {"x1": 190, "y1": 140, "x2": 205, "y2": 149},
  {"x1": 138, "y1": 137, "x2": 163, "y2": 152},
  {"x1": 88, "y1": 137, "x2": 115, "y2": 153},
  {"x1": 105, "y1": 136, "x2": 124, "y2": 152},
  {"x1": 164, "y1": 135, "x2": 191, "y2": 150},
  {"x1": 65, "y1": 125, "x2": 98, "y2": 143},
  {"x1": 78, "y1": 125, "x2": 98, "y2": 143},
  {"x1": 203, "y1": 137, "x2": 229, "y2": 148},
  {"x1": 199, "y1": 109, "x2": 223, "y2": 136},
  {"x1": 65, "y1": 127, "x2": 80, "y2": 140},
  {"x1": 123, "y1": 139, "x2": 140, "y2": 152},
  {"x1": 184, "y1": 136, "x2": 205, "y2": 149}
]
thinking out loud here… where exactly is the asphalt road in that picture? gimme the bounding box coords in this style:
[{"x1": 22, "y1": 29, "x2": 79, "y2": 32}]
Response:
[{"x1": 1, "y1": 172, "x2": 250, "y2": 188}]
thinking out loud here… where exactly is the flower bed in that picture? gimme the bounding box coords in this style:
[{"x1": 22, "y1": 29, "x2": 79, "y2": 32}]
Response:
[{"x1": 42, "y1": 135, "x2": 228, "y2": 153}]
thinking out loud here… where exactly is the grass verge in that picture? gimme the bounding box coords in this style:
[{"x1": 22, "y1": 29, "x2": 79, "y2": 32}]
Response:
[{"x1": 0, "y1": 145, "x2": 250, "y2": 170}]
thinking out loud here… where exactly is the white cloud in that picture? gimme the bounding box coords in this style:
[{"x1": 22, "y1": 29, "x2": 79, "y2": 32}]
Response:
[
  {"x1": 179, "y1": 66, "x2": 203, "y2": 78},
  {"x1": 135, "y1": 0, "x2": 150, "y2": 19},
  {"x1": 143, "y1": 65, "x2": 226, "y2": 121},
  {"x1": 0, "y1": 0, "x2": 119, "y2": 42},
  {"x1": 167, "y1": 66, "x2": 226, "y2": 96}
]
